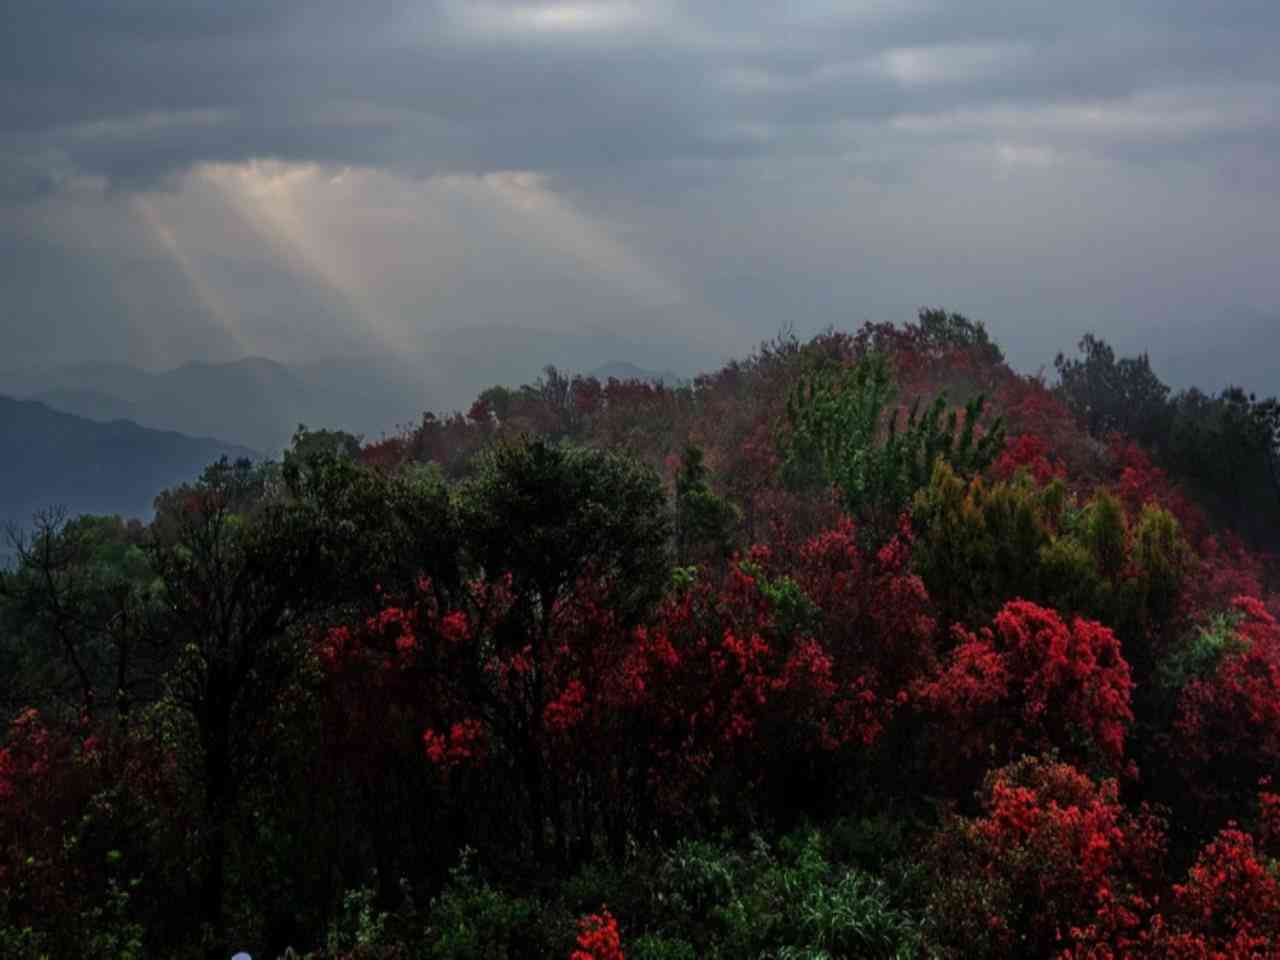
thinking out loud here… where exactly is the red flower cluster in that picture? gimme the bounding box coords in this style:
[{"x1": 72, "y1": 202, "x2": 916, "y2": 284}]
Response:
[
  {"x1": 423, "y1": 718, "x2": 486, "y2": 769},
  {"x1": 930, "y1": 757, "x2": 1165, "y2": 959},
  {"x1": 992, "y1": 433, "x2": 1067, "y2": 486},
  {"x1": 918, "y1": 600, "x2": 1134, "y2": 773},
  {"x1": 1174, "y1": 596, "x2": 1280, "y2": 810},
  {"x1": 570, "y1": 907, "x2": 624, "y2": 960}
]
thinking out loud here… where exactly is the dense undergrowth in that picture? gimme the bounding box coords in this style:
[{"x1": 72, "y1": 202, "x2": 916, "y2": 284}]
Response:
[{"x1": 2, "y1": 310, "x2": 1279, "y2": 958}]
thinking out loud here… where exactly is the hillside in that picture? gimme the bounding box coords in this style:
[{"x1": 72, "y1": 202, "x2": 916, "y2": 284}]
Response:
[
  {"x1": 2, "y1": 313, "x2": 1279, "y2": 959},
  {"x1": 0, "y1": 394, "x2": 257, "y2": 533}
]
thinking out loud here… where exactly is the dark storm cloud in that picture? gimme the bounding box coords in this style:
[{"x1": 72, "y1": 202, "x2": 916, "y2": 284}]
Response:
[
  {"x1": 5, "y1": 1, "x2": 1274, "y2": 193},
  {"x1": 1, "y1": 1, "x2": 1279, "y2": 391}
]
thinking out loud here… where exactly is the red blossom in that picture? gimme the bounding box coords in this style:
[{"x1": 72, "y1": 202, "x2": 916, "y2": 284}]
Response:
[
  {"x1": 918, "y1": 601, "x2": 1134, "y2": 776},
  {"x1": 570, "y1": 907, "x2": 624, "y2": 960},
  {"x1": 992, "y1": 433, "x2": 1067, "y2": 485},
  {"x1": 423, "y1": 718, "x2": 486, "y2": 769}
]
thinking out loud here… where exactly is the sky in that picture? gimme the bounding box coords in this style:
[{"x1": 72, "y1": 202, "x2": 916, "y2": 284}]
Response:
[{"x1": 2, "y1": 1, "x2": 1279, "y2": 391}]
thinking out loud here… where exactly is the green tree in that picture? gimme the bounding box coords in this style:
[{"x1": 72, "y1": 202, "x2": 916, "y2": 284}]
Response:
[
  {"x1": 783, "y1": 353, "x2": 1004, "y2": 543},
  {"x1": 674, "y1": 444, "x2": 741, "y2": 565},
  {"x1": 916, "y1": 307, "x2": 1005, "y2": 367},
  {"x1": 0, "y1": 511, "x2": 157, "y2": 720},
  {"x1": 911, "y1": 460, "x2": 1063, "y2": 626},
  {"x1": 456, "y1": 437, "x2": 672, "y2": 628},
  {"x1": 147, "y1": 453, "x2": 458, "y2": 958},
  {"x1": 455, "y1": 437, "x2": 671, "y2": 861},
  {"x1": 283, "y1": 424, "x2": 362, "y2": 473},
  {"x1": 1054, "y1": 333, "x2": 1171, "y2": 444}
]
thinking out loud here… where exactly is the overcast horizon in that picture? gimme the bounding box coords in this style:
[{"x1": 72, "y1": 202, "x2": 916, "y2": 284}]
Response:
[{"x1": 3, "y1": 2, "x2": 1279, "y2": 395}]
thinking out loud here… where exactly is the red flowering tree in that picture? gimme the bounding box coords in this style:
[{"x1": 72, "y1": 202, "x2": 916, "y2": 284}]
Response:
[
  {"x1": 0, "y1": 707, "x2": 184, "y2": 955},
  {"x1": 1064, "y1": 823, "x2": 1280, "y2": 958},
  {"x1": 570, "y1": 907, "x2": 624, "y2": 960},
  {"x1": 1164, "y1": 826, "x2": 1280, "y2": 952},
  {"x1": 916, "y1": 600, "x2": 1135, "y2": 783},
  {"x1": 626, "y1": 562, "x2": 850, "y2": 823},
  {"x1": 627, "y1": 518, "x2": 936, "y2": 825},
  {"x1": 992, "y1": 433, "x2": 1068, "y2": 486},
  {"x1": 926, "y1": 756, "x2": 1166, "y2": 959},
  {"x1": 1171, "y1": 595, "x2": 1280, "y2": 821}
]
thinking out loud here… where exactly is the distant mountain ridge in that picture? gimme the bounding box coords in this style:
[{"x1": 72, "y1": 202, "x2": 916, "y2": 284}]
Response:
[
  {"x1": 0, "y1": 325, "x2": 721, "y2": 452},
  {"x1": 0, "y1": 395, "x2": 257, "y2": 537},
  {"x1": 1, "y1": 354, "x2": 430, "y2": 455},
  {"x1": 589, "y1": 361, "x2": 683, "y2": 384}
]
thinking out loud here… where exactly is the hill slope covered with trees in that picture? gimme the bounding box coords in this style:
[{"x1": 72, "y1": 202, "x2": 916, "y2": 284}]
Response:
[
  {"x1": 1, "y1": 311, "x2": 1278, "y2": 959},
  {"x1": 0, "y1": 395, "x2": 257, "y2": 541}
]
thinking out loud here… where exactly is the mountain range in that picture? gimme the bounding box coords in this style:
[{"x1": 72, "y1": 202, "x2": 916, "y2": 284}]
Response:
[
  {"x1": 1, "y1": 395, "x2": 258, "y2": 554},
  {"x1": 0, "y1": 325, "x2": 720, "y2": 454}
]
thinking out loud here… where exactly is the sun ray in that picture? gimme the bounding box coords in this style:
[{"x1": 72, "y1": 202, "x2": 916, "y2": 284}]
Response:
[
  {"x1": 198, "y1": 161, "x2": 403, "y2": 356},
  {"x1": 131, "y1": 195, "x2": 254, "y2": 357}
]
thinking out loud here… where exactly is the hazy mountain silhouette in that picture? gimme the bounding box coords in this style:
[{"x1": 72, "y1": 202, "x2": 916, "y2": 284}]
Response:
[
  {"x1": 589, "y1": 361, "x2": 682, "y2": 384},
  {"x1": 1, "y1": 395, "x2": 258, "y2": 541},
  {"x1": 1, "y1": 325, "x2": 720, "y2": 452},
  {"x1": 3, "y1": 355, "x2": 431, "y2": 454}
]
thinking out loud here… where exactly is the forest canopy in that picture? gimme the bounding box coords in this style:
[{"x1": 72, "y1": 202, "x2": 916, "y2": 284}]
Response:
[{"x1": 1, "y1": 311, "x2": 1279, "y2": 959}]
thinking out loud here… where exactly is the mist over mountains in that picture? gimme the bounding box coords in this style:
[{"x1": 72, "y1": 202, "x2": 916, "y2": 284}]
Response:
[
  {"x1": 0, "y1": 325, "x2": 718, "y2": 455},
  {"x1": 0, "y1": 394, "x2": 256, "y2": 545}
]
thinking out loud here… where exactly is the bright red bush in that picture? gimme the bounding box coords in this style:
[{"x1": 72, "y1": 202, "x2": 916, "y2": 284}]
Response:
[
  {"x1": 917, "y1": 600, "x2": 1134, "y2": 776},
  {"x1": 928, "y1": 757, "x2": 1165, "y2": 959},
  {"x1": 1170, "y1": 826, "x2": 1280, "y2": 946},
  {"x1": 1172, "y1": 595, "x2": 1280, "y2": 817},
  {"x1": 1109, "y1": 437, "x2": 1207, "y2": 546},
  {"x1": 570, "y1": 907, "x2": 624, "y2": 960},
  {"x1": 992, "y1": 433, "x2": 1067, "y2": 485}
]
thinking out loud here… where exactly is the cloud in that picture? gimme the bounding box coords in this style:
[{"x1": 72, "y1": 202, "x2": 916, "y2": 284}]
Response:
[{"x1": 2, "y1": 1, "x2": 1280, "y2": 389}]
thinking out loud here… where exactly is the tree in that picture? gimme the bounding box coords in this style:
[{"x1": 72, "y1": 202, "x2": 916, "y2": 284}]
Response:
[
  {"x1": 782, "y1": 353, "x2": 1004, "y2": 544},
  {"x1": 147, "y1": 453, "x2": 458, "y2": 957},
  {"x1": 454, "y1": 437, "x2": 671, "y2": 860},
  {"x1": 916, "y1": 600, "x2": 1135, "y2": 780},
  {"x1": 1054, "y1": 333, "x2": 1172, "y2": 444},
  {"x1": 457, "y1": 437, "x2": 672, "y2": 629},
  {"x1": 915, "y1": 307, "x2": 1005, "y2": 367},
  {"x1": 674, "y1": 444, "x2": 740, "y2": 565},
  {"x1": 0, "y1": 510, "x2": 157, "y2": 721},
  {"x1": 282, "y1": 424, "x2": 362, "y2": 474},
  {"x1": 925, "y1": 757, "x2": 1164, "y2": 959}
]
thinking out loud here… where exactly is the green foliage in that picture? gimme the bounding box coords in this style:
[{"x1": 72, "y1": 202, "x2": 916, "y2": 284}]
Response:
[
  {"x1": 0, "y1": 925, "x2": 46, "y2": 960},
  {"x1": 674, "y1": 445, "x2": 741, "y2": 564},
  {"x1": 1157, "y1": 610, "x2": 1247, "y2": 693},
  {"x1": 912, "y1": 460, "x2": 1191, "y2": 653},
  {"x1": 456, "y1": 436, "x2": 672, "y2": 625},
  {"x1": 285, "y1": 425, "x2": 363, "y2": 473},
  {"x1": 325, "y1": 887, "x2": 390, "y2": 956},
  {"x1": 653, "y1": 838, "x2": 742, "y2": 929},
  {"x1": 1055, "y1": 333, "x2": 1171, "y2": 442},
  {"x1": 915, "y1": 307, "x2": 1005, "y2": 367},
  {"x1": 643, "y1": 831, "x2": 920, "y2": 960},
  {"x1": 783, "y1": 353, "x2": 1004, "y2": 543},
  {"x1": 911, "y1": 460, "x2": 1059, "y2": 625},
  {"x1": 1121, "y1": 504, "x2": 1192, "y2": 638},
  {"x1": 0, "y1": 509, "x2": 157, "y2": 715},
  {"x1": 78, "y1": 875, "x2": 146, "y2": 960},
  {"x1": 629, "y1": 934, "x2": 698, "y2": 960},
  {"x1": 1057, "y1": 333, "x2": 1280, "y2": 549},
  {"x1": 1079, "y1": 490, "x2": 1128, "y2": 579},
  {"x1": 670, "y1": 564, "x2": 699, "y2": 592},
  {"x1": 423, "y1": 860, "x2": 542, "y2": 960},
  {"x1": 739, "y1": 560, "x2": 820, "y2": 636},
  {"x1": 826, "y1": 814, "x2": 914, "y2": 874}
]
